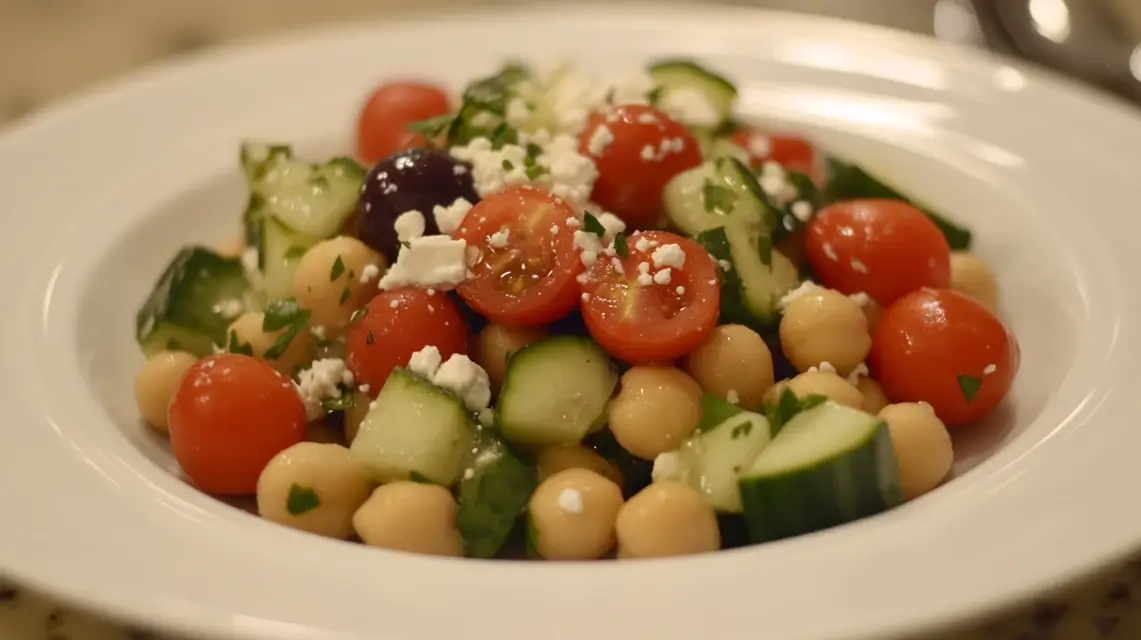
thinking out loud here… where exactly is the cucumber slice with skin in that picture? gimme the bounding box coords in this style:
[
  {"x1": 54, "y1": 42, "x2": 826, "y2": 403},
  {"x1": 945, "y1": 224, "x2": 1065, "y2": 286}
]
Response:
[
  {"x1": 498, "y1": 336, "x2": 618, "y2": 447},
  {"x1": 649, "y1": 60, "x2": 738, "y2": 128},
  {"x1": 662, "y1": 159, "x2": 772, "y2": 237},
  {"x1": 699, "y1": 226, "x2": 800, "y2": 328},
  {"x1": 738, "y1": 401, "x2": 902, "y2": 542},
  {"x1": 257, "y1": 215, "x2": 321, "y2": 303},
  {"x1": 456, "y1": 434, "x2": 537, "y2": 558},
  {"x1": 135, "y1": 247, "x2": 251, "y2": 357},
  {"x1": 350, "y1": 369, "x2": 477, "y2": 487},
  {"x1": 655, "y1": 410, "x2": 773, "y2": 513},
  {"x1": 695, "y1": 393, "x2": 744, "y2": 432}
]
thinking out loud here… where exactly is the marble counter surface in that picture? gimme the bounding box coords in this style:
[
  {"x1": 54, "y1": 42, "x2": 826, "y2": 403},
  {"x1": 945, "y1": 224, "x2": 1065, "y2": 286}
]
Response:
[{"x1": 0, "y1": 0, "x2": 1138, "y2": 638}]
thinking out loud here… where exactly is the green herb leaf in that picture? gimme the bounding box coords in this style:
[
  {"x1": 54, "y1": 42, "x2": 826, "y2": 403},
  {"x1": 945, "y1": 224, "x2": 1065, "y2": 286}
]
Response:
[
  {"x1": 399, "y1": 240, "x2": 411, "y2": 250},
  {"x1": 730, "y1": 420, "x2": 753, "y2": 439},
  {"x1": 284, "y1": 245, "x2": 308, "y2": 260},
  {"x1": 339, "y1": 286, "x2": 351, "y2": 305},
  {"x1": 489, "y1": 122, "x2": 519, "y2": 150},
  {"x1": 502, "y1": 158, "x2": 514, "y2": 171},
  {"x1": 957, "y1": 375, "x2": 982, "y2": 403},
  {"x1": 757, "y1": 234, "x2": 772, "y2": 267},
  {"x1": 525, "y1": 163, "x2": 546, "y2": 180},
  {"x1": 263, "y1": 299, "x2": 307, "y2": 332},
  {"x1": 702, "y1": 181, "x2": 737, "y2": 213},
  {"x1": 695, "y1": 394, "x2": 745, "y2": 433},
  {"x1": 286, "y1": 484, "x2": 321, "y2": 515},
  {"x1": 309, "y1": 175, "x2": 330, "y2": 190},
  {"x1": 582, "y1": 213, "x2": 605, "y2": 237},
  {"x1": 406, "y1": 114, "x2": 454, "y2": 138},
  {"x1": 349, "y1": 306, "x2": 369, "y2": 327},
  {"x1": 321, "y1": 390, "x2": 355, "y2": 411},
  {"x1": 408, "y1": 471, "x2": 433, "y2": 484},
  {"x1": 763, "y1": 390, "x2": 829, "y2": 435},
  {"x1": 613, "y1": 232, "x2": 629, "y2": 258},
  {"x1": 226, "y1": 330, "x2": 254, "y2": 356},
  {"x1": 329, "y1": 255, "x2": 345, "y2": 281}
]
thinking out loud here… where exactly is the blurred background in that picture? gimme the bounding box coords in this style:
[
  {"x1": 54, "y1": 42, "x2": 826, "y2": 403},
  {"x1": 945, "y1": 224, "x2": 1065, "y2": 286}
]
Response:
[{"x1": 3, "y1": 0, "x2": 1141, "y2": 127}]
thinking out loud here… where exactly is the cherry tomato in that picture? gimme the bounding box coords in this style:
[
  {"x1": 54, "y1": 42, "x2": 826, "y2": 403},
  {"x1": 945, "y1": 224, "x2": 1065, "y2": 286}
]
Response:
[
  {"x1": 805, "y1": 199, "x2": 950, "y2": 306},
  {"x1": 579, "y1": 105, "x2": 702, "y2": 229},
  {"x1": 355, "y1": 81, "x2": 451, "y2": 166},
  {"x1": 168, "y1": 354, "x2": 306, "y2": 496},
  {"x1": 346, "y1": 288, "x2": 468, "y2": 391},
  {"x1": 454, "y1": 187, "x2": 583, "y2": 327},
  {"x1": 580, "y1": 231, "x2": 719, "y2": 364},
  {"x1": 869, "y1": 288, "x2": 1019, "y2": 427},
  {"x1": 730, "y1": 128, "x2": 822, "y2": 183}
]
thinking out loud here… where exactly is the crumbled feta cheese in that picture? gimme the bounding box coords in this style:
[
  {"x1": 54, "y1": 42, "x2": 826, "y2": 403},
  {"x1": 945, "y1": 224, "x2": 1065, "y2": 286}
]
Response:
[
  {"x1": 639, "y1": 137, "x2": 687, "y2": 163},
  {"x1": 610, "y1": 71, "x2": 656, "y2": 105},
  {"x1": 378, "y1": 236, "x2": 468, "y2": 291},
  {"x1": 847, "y1": 363, "x2": 869, "y2": 386},
  {"x1": 573, "y1": 230, "x2": 603, "y2": 268},
  {"x1": 295, "y1": 358, "x2": 354, "y2": 421},
  {"x1": 637, "y1": 273, "x2": 654, "y2": 286},
  {"x1": 360, "y1": 263, "x2": 380, "y2": 284},
  {"x1": 453, "y1": 164, "x2": 468, "y2": 176},
  {"x1": 983, "y1": 364, "x2": 997, "y2": 375},
  {"x1": 488, "y1": 228, "x2": 510, "y2": 249},
  {"x1": 449, "y1": 134, "x2": 598, "y2": 206},
  {"x1": 718, "y1": 259, "x2": 733, "y2": 272},
  {"x1": 822, "y1": 242, "x2": 839, "y2": 261},
  {"x1": 556, "y1": 488, "x2": 584, "y2": 514},
  {"x1": 214, "y1": 299, "x2": 243, "y2": 319},
  {"x1": 637, "y1": 262, "x2": 651, "y2": 275},
  {"x1": 651, "y1": 451, "x2": 681, "y2": 483},
  {"x1": 779, "y1": 280, "x2": 825, "y2": 310},
  {"x1": 851, "y1": 259, "x2": 869, "y2": 273},
  {"x1": 636, "y1": 111, "x2": 661, "y2": 125},
  {"x1": 241, "y1": 247, "x2": 259, "y2": 274},
  {"x1": 463, "y1": 468, "x2": 476, "y2": 480},
  {"x1": 639, "y1": 144, "x2": 656, "y2": 162},
  {"x1": 726, "y1": 389, "x2": 740, "y2": 405},
  {"x1": 566, "y1": 216, "x2": 581, "y2": 228},
  {"x1": 651, "y1": 243, "x2": 686, "y2": 270},
  {"x1": 549, "y1": 224, "x2": 559, "y2": 235},
  {"x1": 634, "y1": 236, "x2": 655, "y2": 253},
  {"x1": 747, "y1": 134, "x2": 772, "y2": 158},
  {"x1": 658, "y1": 87, "x2": 720, "y2": 127},
  {"x1": 611, "y1": 257, "x2": 625, "y2": 274},
  {"x1": 389, "y1": 299, "x2": 400, "y2": 309},
  {"x1": 676, "y1": 286, "x2": 686, "y2": 295},
  {"x1": 791, "y1": 200, "x2": 813, "y2": 222},
  {"x1": 505, "y1": 97, "x2": 531, "y2": 128},
  {"x1": 433, "y1": 354, "x2": 492, "y2": 413},
  {"x1": 759, "y1": 161, "x2": 799, "y2": 204},
  {"x1": 310, "y1": 325, "x2": 327, "y2": 341},
  {"x1": 359, "y1": 384, "x2": 371, "y2": 395},
  {"x1": 478, "y1": 408, "x2": 495, "y2": 428},
  {"x1": 807, "y1": 361, "x2": 838, "y2": 375},
  {"x1": 653, "y1": 269, "x2": 672, "y2": 285},
  {"x1": 596, "y1": 212, "x2": 627, "y2": 239},
  {"x1": 581, "y1": 292, "x2": 591, "y2": 302},
  {"x1": 848, "y1": 292, "x2": 871, "y2": 307},
  {"x1": 383, "y1": 183, "x2": 398, "y2": 195},
  {"x1": 409, "y1": 346, "x2": 443, "y2": 379},
  {"x1": 586, "y1": 125, "x2": 614, "y2": 156},
  {"x1": 394, "y1": 209, "x2": 426, "y2": 243},
  {"x1": 432, "y1": 197, "x2": 474, "y2": 235}
]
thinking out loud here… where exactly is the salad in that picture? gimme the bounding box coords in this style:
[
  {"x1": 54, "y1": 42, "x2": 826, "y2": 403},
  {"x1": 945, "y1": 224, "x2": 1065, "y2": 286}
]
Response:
[{"x1": 132, "y1": 59, "x2": 1020, "y2": 560}]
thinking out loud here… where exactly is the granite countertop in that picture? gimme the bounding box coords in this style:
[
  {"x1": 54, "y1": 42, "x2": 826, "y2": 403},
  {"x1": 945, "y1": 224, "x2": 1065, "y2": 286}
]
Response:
[{"x1": 1, "y1": 0, "x2": 1138, "y2": 638}]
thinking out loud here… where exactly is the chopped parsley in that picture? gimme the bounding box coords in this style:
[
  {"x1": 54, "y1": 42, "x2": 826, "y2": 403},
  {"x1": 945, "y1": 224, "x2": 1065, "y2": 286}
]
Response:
[
  {"x1": 284, "y1": 245, "x2": 308, "y2": 260},
  {"x1": 730, "y1": 420, "x2": 753, "y2": 439},
  {"x1": 226, "y1": 330, "x2": 254, "y2": 356},
  {"x1": 501, "y1": 158, "x2": 514, "y2": 171},
  {"x1": 321, "y1": 390, "x2": 355, "y2": 411},
  {"x1": 339, "y1": 285, "x2": 351, "y2": 305},
  {"x1": 406, "y1": 114, "x2": 454, "y2": 139},
  {"x1": 764, "y1": 390, "x2": 828, "y2": 434},
  {"x1": 702, "y1": 181, "x2": 736, "y2": 213},
  {"x1": 286, "y1": 484, "x2": 321, "y2": 515},
  {"x1": 957, "y1": 375, "x2": 982, "y2": 403},
  {"x1": 613, "y1": 232, "x2": 629, "y2": 258},
  {"x1": 408, "y1": 471, "x2": 432, "y2": 484},
  {"x1": 329, "y1": 255, "x2": 345, "y2": 281},
  {"x1": 261, "y1": 299, "x2": 311, "y2": 360},
  {"x1": 582, "y1": 212, "x2": 606, "y2": 237},
  {"x1": 349, "y1": 306, "x2": 369, "y2": 326}
]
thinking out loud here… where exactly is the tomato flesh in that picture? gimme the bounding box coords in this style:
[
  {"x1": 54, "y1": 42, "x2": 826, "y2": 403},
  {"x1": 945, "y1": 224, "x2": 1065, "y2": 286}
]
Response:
[
  {"x1": 454, "y1": 187, "x2": 583, "y2": 327},
  {"x1": 356, "y1": 81, "x2": 451, "y2": 166},
  {"x1": 869, "y1": 288, "x2": 1019, "y2": 427},
  {"x1": 346, "y1": 288, "x2": 469, "y2": 391},
  {"x1": 581, "y1": 231, "x2": 719, "y2": 364},
  {"x1": 168, "y1": 354, "x2": 307, "y2": 496}
]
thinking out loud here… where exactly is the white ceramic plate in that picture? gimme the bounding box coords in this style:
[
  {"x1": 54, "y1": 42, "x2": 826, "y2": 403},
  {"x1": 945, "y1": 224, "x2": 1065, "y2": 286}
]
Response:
[{"x1": 1, "y1": 3, "x2": 1140, "y2": 639}]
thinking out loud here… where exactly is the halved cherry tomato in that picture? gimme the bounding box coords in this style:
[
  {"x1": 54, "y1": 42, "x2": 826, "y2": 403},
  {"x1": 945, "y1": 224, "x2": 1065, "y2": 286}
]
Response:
[
  {"x1": 454, "y1": 187, "x2": 583, "y2": 327},
  {"x1": 869, "y1": 288, "x2": 1019, "y2": 427},
  {"x1": 580, "y1": 231, "x2": 719, "y2": 364},
  {"x1": 729, "y1": 128, "x2": 822, "y2": 183},
  {"x1": 805, "y1": 199, "x2": 950, "y2": 307},
  {"x1": 356, "y1": 81, "x2": 451, "y2": 165},
  {"x1": 346, "y1": 287, "x2": 468, "y2": 391},
  {"x1": 168, "y1": 354, "x2": 306, "y2": 496},
  {"x1": 578, "y1": 105, "x2": 702, "y2": 229}
]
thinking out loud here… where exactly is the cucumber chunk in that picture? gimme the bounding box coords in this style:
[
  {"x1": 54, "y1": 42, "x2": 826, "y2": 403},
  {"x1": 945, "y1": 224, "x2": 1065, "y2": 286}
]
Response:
[
  {"x1": 698, "y1": 226, "x2": 799, "y2": 328},
  {"x1": 257, "y1": 215, "x2": 320, "y2": 303},
  {"x1": 135, "y1": 247, "x2": 251, "y2": 357},
  {"x1": 350, "y1": 369, "x2": 477, "y2": 487},
  {"x1": 655, "y1": 410, "x2": 773, "y2": 513},
  {"x1": 649, "y1": 59, "x2": 738, "y2": 128},
  {"x1": 662, "y1": 158, "x2": 772, "y2": 237},
  {"x1": 738, "y1": 401, "x2": 901, "y2": 542},
  {"x1": 498, "y1": 336, "x2": 618, "y2": 446},
  {"x1": 456, "y1": 434, "x2": 537, "y2": 558}
]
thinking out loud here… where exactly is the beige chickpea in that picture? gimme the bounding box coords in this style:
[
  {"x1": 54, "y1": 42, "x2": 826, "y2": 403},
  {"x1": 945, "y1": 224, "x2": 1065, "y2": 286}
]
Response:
[
  {"x1": 343, "y1": 391, "x2": 373, "y2": 445},
  {"x1": 227, "y1": 311, "x2": 314, "y2": 375},
  {"x1": 616, "y1": 481, "x2": 720, "y2": 559},
  {"x1": 856, "y1": 377, "x2": 889, "y2": 415},
  {"x1": 528, "y1": 468, "x2": 624, "y2": 560},
  {"x1": 774, "y1": 371, "x2": 864, "y2": 409},
  {"x1": 292, "y1": 237, "x2": 384, "y2": 338},
  {"x1": 878, "y1": 403, "x2": 954, "y2": 501},
  {"x1": 537, "y1": 445, "x2": 624, "y2": 487},
  {"x1": 257, "y1": 443, "x2": 373, "y2": 539},
  {"x1": 353, "y1": 482, "x2": 464, "y2": 556},
  {"x1": 476, "y1": 324, "x2": 548, "y2": 394},
  {"x1": 684, "y1": 324, "x2": 774, "y2": 409},
  {"x1": 134, "y1": 350, "x2": 198, "y2": 432},
  {"x1": 608, "y1": 367, "x2": 703, "y2": 460},
  {"x1": 780, "y1": 289, "x2": 872, "y2": 376},
  {"x1": 949, "y1": 251, "x2": 999, "y2": 312}
]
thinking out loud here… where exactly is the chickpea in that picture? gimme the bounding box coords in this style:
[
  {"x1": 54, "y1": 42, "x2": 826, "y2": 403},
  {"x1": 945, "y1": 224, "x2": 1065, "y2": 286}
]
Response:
[
  {"x1": 227, "y1": 311, "x2": 314, "y2": 375},
  {"x1": 353, "y1": 482, "x2": 464, "y2": 556},
  {"x1": 537, "y1": 445, "x2": 624, "y2": 487},
  {"x1": 878, "y1": 403, "x2": 954, "y2": 501},
  {"x1": 684, "y1": 324, "x2": 774, "y2": 409},
  {"x1": 949, "y1": 251, "x2": 999, "y2": 312},
  {"x1": 856, "y1": 377, "x2": 889, "y2": 415},
  {"x1": 616, "y1": 481, "x2": 720, "y2": 558},
  {"x1": 780, "y1": 289, "x2": 871, "y2": 376},
  {"x1": 292, "y1": 237, "x2": 385, "y2": 338},
  {"x1": 528, "y1": 468, "x2": 623, "y2": 560},
  {"x1": 475, "y1": 324, "x2": 548, "y2": 394},
  {"x1": 767, "y1": 371, "x2": 863, "y2": 410},
  {"x1": 343, "y1": 391, "x2": 373, "y2": 445},
  {"x1": 257, "y1": 443, "x2": 373, "y2": 539},
  {"x1": 134, "y1": 350, "x2": 198, "y2": 431},
  {"x1": 608, "y1": 367, "x2": 703, "y2": 460}
]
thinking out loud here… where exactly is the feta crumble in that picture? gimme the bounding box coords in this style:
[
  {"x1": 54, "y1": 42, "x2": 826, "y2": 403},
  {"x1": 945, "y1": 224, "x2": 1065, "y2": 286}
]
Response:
[
  {"x1": 378, "y1": 236, "x2": 468, "y2": 291},
  {"x1": 658, "y1": 87, "x2": 720, "y2": 127},
  {"x1": 295, "y1": 358, "x2": 354, "y2": 421},
  {"x1": 791, "y1": 200, "x2": 813, "y2": 222},
  {"x1": 807, "y1": 361, "x2": 838, "y2": 375},
  {"x1": 394, "y1": 209, "x2": 426, "y2": 243},
  {"x1": 726, "y1": 389, "x2": 740, "y2": 405},
  {"x1": 586, "y1": 125, "x2": 614, "y2": 156},
  {"x1": 449, "y1": 133, "x2": 598, "y2": 207},
  {"x1": 983, "y1": 364, "x2": 997, "y2": 375},
  {"x1": 360, "y1": 263, "x2": 380, "y2": 284},
  {"x1": 488, "y1": 228, "x2": 510, "y2": 248},
  {"x1": 556, "y1": 488, "x2": 584, "y2": 514},
  {"x1": 847, "y1": 363, "x2": 869, "y2": 386},
  {"x1": 651, "y1": 243, "x2": 686, "y2": 270},
  {"x1": 407, "y1": 346, "x2": 492, "y2": 414},
  {"x1": 432, "y1": 197, "x2": 474, "y2": 235},
  {"x1": 652, "y1": 269, "x2": 672, "y2": 285},
  {"x1": 779, "y1": 280, "x2": 825, "y2": 310}
]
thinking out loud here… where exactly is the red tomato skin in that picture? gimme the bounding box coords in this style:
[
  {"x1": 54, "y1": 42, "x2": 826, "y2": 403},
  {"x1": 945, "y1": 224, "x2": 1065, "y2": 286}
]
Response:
[
  {"x1": 806, "y1": 199, "x2": 950, "y2": 307},
  {"x1": 355, "y1": 81, "x2": 451, "y2": 166},
  {"x1": 579, "y1": 105, "x2": 702, "y2": 229},
  {"x1": 346, "y1": 288, "x2": 468, "y2": 391},
  {"x1": 580, "y1": 231, "x2": 719, "y2": 364},
  {"x1": 869, "y1": 288, "x2": 1020, "y2": 427},
  {"x1": 729, "y1": 129, "x2": 822, "y2": 183},
  {"x1": 168, "y1": 354, "x2": 306, "y2": 496},
  {"x1": 454, "y1": 187, "x2": 584, "y2": 327}
]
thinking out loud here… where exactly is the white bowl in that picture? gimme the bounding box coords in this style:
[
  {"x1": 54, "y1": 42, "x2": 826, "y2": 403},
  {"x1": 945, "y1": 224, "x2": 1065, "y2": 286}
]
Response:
[{"x1": 0, "y1": 3, "x2": 1139, "y2": 639}]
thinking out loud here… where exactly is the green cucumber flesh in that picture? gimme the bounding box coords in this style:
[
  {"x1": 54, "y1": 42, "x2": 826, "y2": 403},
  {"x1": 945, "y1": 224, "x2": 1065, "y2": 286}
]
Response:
[
  {"x1": 135, "y1": 247, "x2": 251, "y2": 357},
  {"x1": 662, "y1": 159, "x2": 772, "y2": 238},
  {"x1": 456, "y1": 434, "x2": 538, "y2": 559},
  {"x1": 258, "y1": 215, "x2": 320, "y2": 303},
  {"x1": 698, "y1": 226, "x2": 799, "y2": 327},
  {"x1": 738, "y1": 401, "x2": 902, "y2": 542},
  {"x1": 648, "y1": 59, "x2": 738, "y2": 127},
  {"x1": 350, "y1": 369, "x2": 477, "y2": 487},
  {"x1": 497, "y1": 336, "x2": 618, "y2": 447}
]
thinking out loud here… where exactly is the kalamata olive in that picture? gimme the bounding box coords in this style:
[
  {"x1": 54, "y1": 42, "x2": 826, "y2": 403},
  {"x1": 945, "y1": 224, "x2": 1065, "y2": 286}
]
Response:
[{"x1": 356, "y1": 148, "x2": 479, "y2": 260}]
